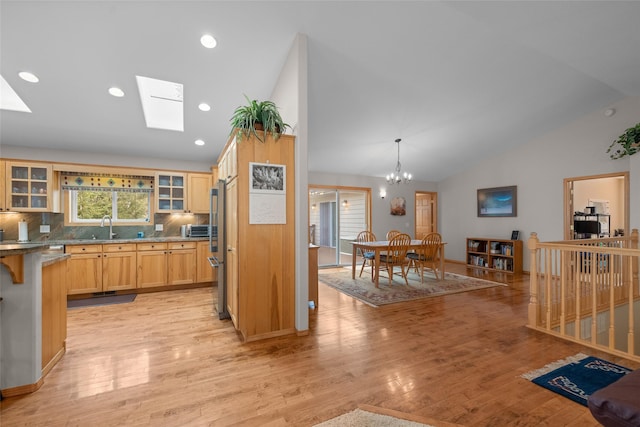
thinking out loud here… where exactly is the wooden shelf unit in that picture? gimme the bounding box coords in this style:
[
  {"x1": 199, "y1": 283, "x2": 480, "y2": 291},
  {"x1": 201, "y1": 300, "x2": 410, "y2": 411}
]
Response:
[{"x1": 466, "y1": 237, "x2": 523, "y2": 274}]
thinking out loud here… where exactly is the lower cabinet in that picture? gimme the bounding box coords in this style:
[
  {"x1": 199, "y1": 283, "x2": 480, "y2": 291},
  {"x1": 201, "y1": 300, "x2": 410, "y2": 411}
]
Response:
[
  {"x1": 66, "y1": 240, "x2": 204, "y2": 294},
  {"x1": 42, "y1": 258, "x2": 67, "y2": 374},
  {"x1": 196, "y1": 240, "x2": 214, "y2": 283},
  {"x1": 66, "y1": 243, "x2": 137, "y2": 295},
  {"x1": 167, "y1": 242, "x2": 197, "y2": 285},
  {"x1": 102, "y1": 244, "x2": 137, "y2": 291},
  {"x1": 137, "y1": 241, "x2": 196, "y2": 288},
  {"x1": 66, "y1": 245, "x2": 103, "y2": 294}
]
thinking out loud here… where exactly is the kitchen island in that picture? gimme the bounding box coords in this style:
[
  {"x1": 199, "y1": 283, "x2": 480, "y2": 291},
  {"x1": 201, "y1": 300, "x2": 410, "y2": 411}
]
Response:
[{"x1": 0, "y1": 242, "x2": 69, "y2": 397}]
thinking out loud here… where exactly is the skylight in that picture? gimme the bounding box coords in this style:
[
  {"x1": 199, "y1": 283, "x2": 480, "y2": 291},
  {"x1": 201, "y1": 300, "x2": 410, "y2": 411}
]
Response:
[
  {"x1": 0, "y1": 74, "x2": 32, "y2": 113},
  {"x1": 136, "y1": 75, "x2": 184, "y2": 132}
]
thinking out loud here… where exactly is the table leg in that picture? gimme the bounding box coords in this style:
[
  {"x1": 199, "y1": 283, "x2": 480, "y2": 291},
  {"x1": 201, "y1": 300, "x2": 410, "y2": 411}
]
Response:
[
  {"x1": 352, "y1": 245, "x2": 357, "y2": 279},
  {"x1": 439, "y1": 244, "x2": 445, "y2": 277},
  {"x1": 374, "y1": 249, "x2": 381, "y2": 288}
]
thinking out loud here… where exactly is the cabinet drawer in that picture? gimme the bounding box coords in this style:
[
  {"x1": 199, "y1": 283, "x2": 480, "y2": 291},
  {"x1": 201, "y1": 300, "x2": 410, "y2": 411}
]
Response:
[
  {"x1": 102, "y1": 243, "x2": 136, "y2": 253},
  {"x1": 65, "y1": 244, "x2": 102, "y2": 254},
  {"x1": 136, "y1": 242, "x2": 168, "y2": 251},
  {"x1": 168, "y1": 241, "x2": 197, "y2": 250}
]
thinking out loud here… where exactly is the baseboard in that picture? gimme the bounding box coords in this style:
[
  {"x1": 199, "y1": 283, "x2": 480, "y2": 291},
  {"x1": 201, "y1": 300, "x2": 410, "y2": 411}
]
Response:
[{"x1": 1, "y1": 377, "x2": 44, "y2": 398}]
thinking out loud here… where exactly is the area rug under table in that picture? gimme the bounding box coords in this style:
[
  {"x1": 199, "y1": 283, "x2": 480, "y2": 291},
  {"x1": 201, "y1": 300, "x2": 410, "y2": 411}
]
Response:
[
  {"x1": 319, "y1": 269, "x2": 506, "y2": 307},
  {"x1": 521, "y1": 353, "x2": 632, "y2": 406}
]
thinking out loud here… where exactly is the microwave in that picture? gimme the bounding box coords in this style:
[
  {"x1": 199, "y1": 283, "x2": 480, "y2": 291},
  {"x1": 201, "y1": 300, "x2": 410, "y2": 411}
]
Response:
[{"x1": 187, "y1": 224, "x2": 211, "y2": 237}]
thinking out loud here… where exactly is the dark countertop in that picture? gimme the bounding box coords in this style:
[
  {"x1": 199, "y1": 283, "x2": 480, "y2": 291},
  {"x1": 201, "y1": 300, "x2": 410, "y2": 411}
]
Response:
[
  {"x1": 42, "y1": 253, "x2": 71, "y2": 267},
  {"x1": 0, "y1": 242, "x2": 50, "y2": 256},
  {"x1": 53, "y1": 236, "x2": 210, "y2": 245}
]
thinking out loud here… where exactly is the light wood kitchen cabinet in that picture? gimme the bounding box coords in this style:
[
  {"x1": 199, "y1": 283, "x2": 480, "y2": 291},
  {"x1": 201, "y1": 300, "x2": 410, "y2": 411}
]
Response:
[
  {"x1": 66, "y1": 245, "x2": 102, "y2": 294},
  {"x1": 66, "y1": 243, "x2": 137, "y2": 294},
  {"x1": 0, "y1": 160, "x2": 6, "y2": 211},
  {"x1": 187, "y1": 172, "x2": 212, "y2": 214},
  {"x1": 217, "y1": 131, "x2": 295, "y2": 342},
  {"x1": 42, "y1": 258, "x2": 67, "y2": 375},
  {"x1": 218, "y1": 138, "x2": 237, "y2": 182},
  {"x1": 196, "y1": 240, "x2": 214, "y2": 283},
  {"x1": 225, "y1": 177, "x2": 238, "y2": 327},
  {"x1": 136, "y1": 242, "x2": 168, "y2": 288},
  {"x1": 155, "y1": 172, "x2": 186, "y2": 213},
  {"x1": 5, "y1": 161, "x2": 59, "y2": 212},
  {"x1": 102, "y1": 243, "x2": 137, "y2": 291},
  {"x1": 137, "y1": 241, "x2": 196, "y2": 287},
  {"x1": 167, "y1": 241, "x2": 196, "y2": 285}
]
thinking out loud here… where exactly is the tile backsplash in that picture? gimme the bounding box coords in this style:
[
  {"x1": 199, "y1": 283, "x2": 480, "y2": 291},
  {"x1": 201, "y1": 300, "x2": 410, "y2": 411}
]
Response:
[{"x1": 0, "y1": 212, "x2": 209, "y2": 242}]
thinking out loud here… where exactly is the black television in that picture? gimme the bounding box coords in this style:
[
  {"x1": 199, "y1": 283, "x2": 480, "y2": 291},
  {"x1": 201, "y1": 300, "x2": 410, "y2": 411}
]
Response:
[{"x1": 574, "y1": 220, "x2": 600, "y2": 235}]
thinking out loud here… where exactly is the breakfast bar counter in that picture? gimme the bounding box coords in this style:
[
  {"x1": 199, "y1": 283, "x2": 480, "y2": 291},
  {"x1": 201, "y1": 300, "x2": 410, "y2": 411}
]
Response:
[{"x1": 1, "y1": 242, "x2": 68, "y2": 397}]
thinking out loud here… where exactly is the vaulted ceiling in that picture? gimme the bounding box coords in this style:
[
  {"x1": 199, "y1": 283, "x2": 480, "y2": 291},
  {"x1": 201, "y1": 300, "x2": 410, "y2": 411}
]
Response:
[{"x1": 1, "y1": 1, "x2": 639, "y2": 181}]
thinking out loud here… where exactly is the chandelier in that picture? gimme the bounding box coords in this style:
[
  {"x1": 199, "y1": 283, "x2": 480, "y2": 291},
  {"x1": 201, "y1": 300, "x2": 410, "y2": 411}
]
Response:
[{"x1": 386, "y1": 138, "x2": 412, "y2": 184}]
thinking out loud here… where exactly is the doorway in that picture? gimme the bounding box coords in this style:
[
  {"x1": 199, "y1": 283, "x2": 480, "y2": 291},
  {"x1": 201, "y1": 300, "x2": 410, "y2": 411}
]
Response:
[
  {"x1": 309, "y1": 186, "x2": 371, "y2": 267},
  {"x1": 415, "y1": 191, "x2": 438, "y2": 238},
  {"x1": 564, "y1": 172, "x2": 629, "y2": 240}
]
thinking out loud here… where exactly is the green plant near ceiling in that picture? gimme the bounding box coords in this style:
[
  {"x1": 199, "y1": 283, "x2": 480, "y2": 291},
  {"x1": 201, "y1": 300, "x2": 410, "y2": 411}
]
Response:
[
  {"x1": 229, "y1": 95, "x2": 290, "y2": 142},
  {"x1": 607, "y1": 122, "x2": 640, "y2": 159}
]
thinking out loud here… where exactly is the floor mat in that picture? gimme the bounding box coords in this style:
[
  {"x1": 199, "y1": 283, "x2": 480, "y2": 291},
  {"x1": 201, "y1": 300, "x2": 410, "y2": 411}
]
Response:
[{"x1": 67, "y1": 294, "x2": 136, "y2": 309}]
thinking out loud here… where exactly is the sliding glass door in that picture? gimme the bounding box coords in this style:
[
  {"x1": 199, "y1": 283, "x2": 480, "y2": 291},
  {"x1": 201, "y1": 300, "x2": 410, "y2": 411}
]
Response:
[{"x1": 309, "y1": 186, "x2": 371, "y2": 267}]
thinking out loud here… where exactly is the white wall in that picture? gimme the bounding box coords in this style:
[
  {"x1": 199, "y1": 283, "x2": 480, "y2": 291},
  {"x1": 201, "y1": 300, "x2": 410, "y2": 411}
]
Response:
[
  {"x1": 439, "y1": 96, "x2": 640, "y2": 271},
  {"x1": 270, "y1": 33, "x2": 309, "y2": 333}
]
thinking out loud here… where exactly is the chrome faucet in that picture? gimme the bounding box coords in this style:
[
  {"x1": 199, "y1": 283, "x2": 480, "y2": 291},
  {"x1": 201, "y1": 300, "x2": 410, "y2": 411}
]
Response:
[{"x1": 100, "y1": 215, "x2": 116, "y2": 239}]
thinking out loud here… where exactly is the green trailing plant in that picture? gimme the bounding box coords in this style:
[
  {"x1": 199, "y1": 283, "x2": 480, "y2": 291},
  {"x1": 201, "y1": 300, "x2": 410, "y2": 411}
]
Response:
[
  {"x1": 607, "y1": 122, "x2": 640, "y2": 159},
  {"x1": 229, "y1": 95, "x2": 290, "y2": 142}
]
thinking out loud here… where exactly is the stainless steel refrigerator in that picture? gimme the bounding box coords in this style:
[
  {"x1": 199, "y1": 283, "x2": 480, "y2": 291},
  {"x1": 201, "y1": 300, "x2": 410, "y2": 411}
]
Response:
[{"x1": 209, "y1": 180, "x2": 230, "y2": 320}]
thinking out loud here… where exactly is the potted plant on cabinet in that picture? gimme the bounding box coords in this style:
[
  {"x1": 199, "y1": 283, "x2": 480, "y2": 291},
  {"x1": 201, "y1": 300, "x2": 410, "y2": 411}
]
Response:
[
  {"x1": 607, "y1": 122, "x2": 640, "y2": 159},
  {"x1": 230, "y1": 95, "x2": 290, "y2": 142}
]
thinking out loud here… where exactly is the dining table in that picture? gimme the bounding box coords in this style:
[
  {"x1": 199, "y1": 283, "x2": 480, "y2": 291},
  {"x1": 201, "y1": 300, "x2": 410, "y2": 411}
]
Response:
[{"x1": 350, "y1": 239, "x2": 446, "y2": 288}]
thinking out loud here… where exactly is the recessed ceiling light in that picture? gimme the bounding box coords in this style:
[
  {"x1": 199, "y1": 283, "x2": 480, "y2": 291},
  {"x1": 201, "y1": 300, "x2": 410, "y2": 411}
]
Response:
[
  {"x1": 198, "y1": 103, "x2": 211, "y2": 112},
  {"x1": 200, "y1": 34, "x2": 217, "y2": 49},
  {"x1": 604, "y1": 108, "x2": 616, "y2": 117},
  {"x1": 108, "y1": 87, "x2": 125, "y2": 97},
  {"x1": 18, "y1": 71, "x2": 39, "y2": 83},
  {"x1": 194, "y1": 139, "x2": 205, "y2": 146}
]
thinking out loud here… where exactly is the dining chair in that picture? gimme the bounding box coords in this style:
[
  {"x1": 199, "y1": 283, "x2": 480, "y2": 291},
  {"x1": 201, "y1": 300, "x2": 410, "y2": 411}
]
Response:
[
  {"x1": 356, "y1": 230, "x2": 377, "y2": 278},
  {"x1": 386, "y1": 229, "x2": 401, "y2": 240},
  {"x1": 379, "y1": 233, "x2": 411, "y2": 286},
  {"x1": 407, "y1": 232, "x2": 442, "y2": 282}
]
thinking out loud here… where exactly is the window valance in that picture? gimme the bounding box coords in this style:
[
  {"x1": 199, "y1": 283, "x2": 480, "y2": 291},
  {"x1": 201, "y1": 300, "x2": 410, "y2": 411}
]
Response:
[{"x1": 61, "y1": 172, "x2": 154, "y2": 193}]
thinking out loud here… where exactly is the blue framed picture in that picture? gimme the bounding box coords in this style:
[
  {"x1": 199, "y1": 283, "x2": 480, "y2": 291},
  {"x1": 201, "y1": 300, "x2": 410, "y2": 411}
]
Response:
[{"x1": 477, "y1": 186, "x2": 517, "y2": 217}]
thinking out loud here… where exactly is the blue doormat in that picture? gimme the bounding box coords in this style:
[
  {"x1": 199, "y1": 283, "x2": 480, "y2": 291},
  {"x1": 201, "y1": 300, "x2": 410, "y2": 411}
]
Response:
[
  {"x1": 68, "y1": 294, "x2": 136, "y2": 309},
  {"x1": 521, "y1": 353, "x2": 632, "y2": 406}
]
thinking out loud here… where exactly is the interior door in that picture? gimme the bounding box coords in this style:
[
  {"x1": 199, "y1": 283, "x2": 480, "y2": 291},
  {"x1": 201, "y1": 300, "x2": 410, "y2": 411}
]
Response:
[{"x1": 415, "y1": 191, "x2": 437, "y2": 238}]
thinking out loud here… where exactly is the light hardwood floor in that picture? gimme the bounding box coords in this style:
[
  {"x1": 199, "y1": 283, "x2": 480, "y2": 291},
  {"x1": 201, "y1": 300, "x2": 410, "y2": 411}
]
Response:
[{"x1": 1, "y1": 263, "x2": 634, "y2": 426}]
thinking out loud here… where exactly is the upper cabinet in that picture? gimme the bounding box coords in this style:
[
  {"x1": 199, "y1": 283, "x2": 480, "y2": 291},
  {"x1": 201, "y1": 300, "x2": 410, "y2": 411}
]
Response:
[
  {"x1": 5, "y1": 161, "x2": 60, "y2": 212},
  {"x1": 155, "y1": 172, "x2": 186, "y2": 213},
  {"x1": 187, "y1": 173, "x2": 212, "y2": 214},
  {"x1": 0, "y1": 161, "x2": 6, "y2": 211},
  {"x1": 217, "y1": 137, "x2": 237, "y2": 183}
]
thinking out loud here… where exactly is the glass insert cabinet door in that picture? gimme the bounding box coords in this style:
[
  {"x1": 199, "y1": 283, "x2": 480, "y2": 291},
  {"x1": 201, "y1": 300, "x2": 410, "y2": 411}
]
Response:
[
  {"x1": 156, "y1": 173, "x2": 185, "y2": 212},
  {"x1": 309, "y1": 187, "x2": 371, "y2": 267},
  {"x1": 7, "y1": 162, "x2": 52, "y2": 211}
]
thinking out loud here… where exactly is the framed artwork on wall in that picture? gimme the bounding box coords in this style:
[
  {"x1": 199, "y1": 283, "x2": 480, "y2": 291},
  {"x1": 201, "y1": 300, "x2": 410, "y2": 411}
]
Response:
[
  {"x1": 390, "y1": 196, "x2": 406, "y2": 216},
  {"x1": 477, "y1": 186, "x2": 517, "y2": 217}
]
